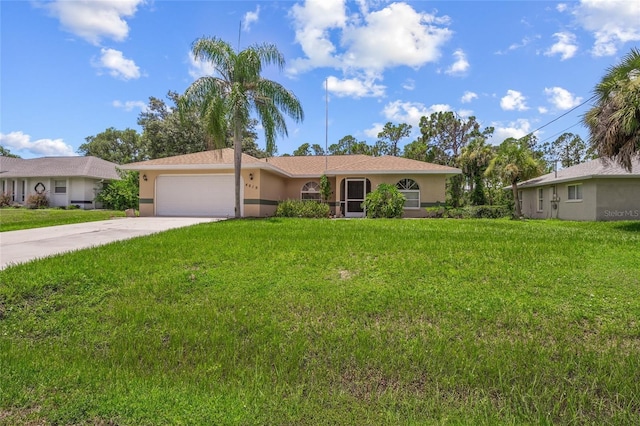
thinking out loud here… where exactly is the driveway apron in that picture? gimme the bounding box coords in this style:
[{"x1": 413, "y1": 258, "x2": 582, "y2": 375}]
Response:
[{"x1": 0, "y1": 217, "x2": 222, "y2": 270}]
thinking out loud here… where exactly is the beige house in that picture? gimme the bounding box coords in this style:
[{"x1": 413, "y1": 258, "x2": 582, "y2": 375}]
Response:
[
  {"x1": 0, "y1": 156, "x2": 120, "y2": 209},
  {"x1": 123, "y1": 148, "x2": 461, "y2": 218},
  {"x1": 517, "y1": 157, "x2": 640, "y2": 221}
]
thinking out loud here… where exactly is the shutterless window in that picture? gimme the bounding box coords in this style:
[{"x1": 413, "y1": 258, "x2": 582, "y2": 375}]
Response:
[
  {"x1": 396, "y1": 178, "x2": 420, "y2": 209},
  {"x1": 567, "y1": 184, "x2": 582, "y2": 200},
  {"x1": 54, "y1": 180, "x2": 67, "y2": 194},
  {"x1": 537, "y1": 188, "x2": 544, "y2": 211},
  {"x1": 301, "y1": 181, "x2": 321, "y2": 201}
]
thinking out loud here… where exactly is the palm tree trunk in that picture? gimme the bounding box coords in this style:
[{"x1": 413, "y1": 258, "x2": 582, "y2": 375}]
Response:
[
  {"x1": 512, "y1": 182, "x2": 521, "y2": 218},
  {"x1": 233, "y1": 118, "x2": 243, "y2": 218}
]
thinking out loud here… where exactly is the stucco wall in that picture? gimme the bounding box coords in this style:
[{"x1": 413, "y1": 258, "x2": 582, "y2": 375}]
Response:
[{"x1": 595, "y1": 178, "x2": 640, "y2": 221}]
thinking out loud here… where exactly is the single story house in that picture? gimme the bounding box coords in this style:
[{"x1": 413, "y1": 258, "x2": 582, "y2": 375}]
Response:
[
  {"x1": 122, "y1": 148, "x2": 461, "y2": 218},
  {"x1": 0, "y1": 156, "x2": 120, "y2": 209},
  {"x1": 517, "y1": 157, "x2": 640, "y2": 221}
]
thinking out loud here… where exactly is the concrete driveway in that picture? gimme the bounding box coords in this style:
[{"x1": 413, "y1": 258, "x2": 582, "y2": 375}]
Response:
[{"x1": 0, "y1": 217, "x2": 223, "y2": 270}]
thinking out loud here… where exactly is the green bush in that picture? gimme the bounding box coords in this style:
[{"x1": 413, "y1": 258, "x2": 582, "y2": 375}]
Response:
[
  {"x1": 426, "y1": 205, "x2": 511, "y2": 219},
  {"x1": 96, "y1": 169, "x2": 139, "y2": 211},
  {"x1": 26, "y1": 192, "x2": 49, "y2": 209},
  {"x1": 362, "y1": 183, "x2": 405, "y2": 219},
  {"x1": 275, "y1": 199, "x2": 330, "y2": 218},
  {"x1": 0, "y1": 192, "x2": 12, "y2": 207}
]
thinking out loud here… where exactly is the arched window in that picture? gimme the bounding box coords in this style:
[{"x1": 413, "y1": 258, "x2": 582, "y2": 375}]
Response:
[
  {"x1": 301, "y1": 181, "x2": 321, "y2": 201},
  {"x1": 396, "y1": 178, "x2": 420, "y2": 209}
]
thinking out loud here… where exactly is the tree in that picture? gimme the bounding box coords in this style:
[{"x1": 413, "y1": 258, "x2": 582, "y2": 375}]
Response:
[
  {"x1": 328, "y1": 135, "x2": 372, "y2": 155},
  {"x1": 310, "y1": 144, "x2": 325, "y2": 156},
  {"x1": 376, "y1": 122, "x2": 412, "y2": 156},
  {"x1": 485, "y1": 138, "x2": 545, "y2": 218},
  {"x1": 293, "y1": 143, "x2": 311, "y2": 156},
  {"x1": 583, "y1": 47, "x2": 640, "y2": 171},
  {"x1": 407, "y1": 112, "x2": 493, "y2": 207},
  {"x1": 541, "y1": 133, "x2": 594, "y2": 169},
  {"x1": 0, "y1": 146, "x2": 20, "y2": 158},
  {"x1": 179, "y1": 37, "x2": 304, "y2": 217},
  {"x1": 95, "y1": 169, "x2": 139, "y2": 210},
  {"x1": 458, "y1": 138, "x2": 494, "y2": 205},
  {"x1": 78, "y1": 127, "x2": 146, "y2": 164}
]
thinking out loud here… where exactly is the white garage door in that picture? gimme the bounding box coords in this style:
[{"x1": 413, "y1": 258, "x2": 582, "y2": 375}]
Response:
[{"x1": 156, "y1": 175, "x2": 238, "y2": 217}]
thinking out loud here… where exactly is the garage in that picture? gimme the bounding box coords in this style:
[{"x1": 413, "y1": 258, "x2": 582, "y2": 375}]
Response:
[{"x1": 155, "y1": 174, "x2": 239, "y2": 217}]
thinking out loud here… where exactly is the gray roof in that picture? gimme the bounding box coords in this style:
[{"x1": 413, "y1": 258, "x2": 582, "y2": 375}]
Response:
[
  {"x1": 518, "y1": 157, "x2": 640, "y2": 188},
  {"x1": 0, "y1": 156, "x2": 120, "y2": 180}
]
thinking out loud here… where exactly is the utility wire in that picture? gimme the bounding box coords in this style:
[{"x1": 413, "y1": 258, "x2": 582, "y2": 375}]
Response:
[{"x1": 527, "y1": 94, "x2": 596, "y2": 137}]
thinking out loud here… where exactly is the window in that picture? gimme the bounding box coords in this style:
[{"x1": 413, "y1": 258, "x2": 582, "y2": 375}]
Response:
[
  {"x1": 54, "y1": 180, "x2": 67, "y2": 194},
  {"x1": 301, "y1": 181, "x2": 321, "y2": 201},
  {"x1": 21, "y1": 180, "x2": 26, "y2": 202},
  {"x1": 567, "y1": 184, "x2": 582, "y2": 201},
  {"x1": 537, "y1": 188, "x2": 544, "y2": 211},
  {"x1": 518, "y1": 190, "x2": 523, "y2": 212},
  {"x1": 396, "y1": 178, "x2": 420, "y2": 209}
]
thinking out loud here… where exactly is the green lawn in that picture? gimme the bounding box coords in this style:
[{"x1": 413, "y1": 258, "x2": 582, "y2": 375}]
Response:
[
  {"x1": 1, "y1": 219, "x2": 639, "y2": 424},
  {"x1": 0, "y1": 208, "x2": 126, "y2": 232}
]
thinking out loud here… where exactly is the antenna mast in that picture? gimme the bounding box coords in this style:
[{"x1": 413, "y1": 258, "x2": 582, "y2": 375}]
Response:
[{"x1": 325, "y1": 78, "x2": 328, "y2": 171}]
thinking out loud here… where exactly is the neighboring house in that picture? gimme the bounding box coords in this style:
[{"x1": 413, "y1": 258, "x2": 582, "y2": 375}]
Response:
[
  {"x1": 0, "y1": 156, "x2": 120, "y2": 209},
  {"x1": 122, "y1": 148, "x2": 461, "y2": 218},
  {"x1": 517, "y1": 157, "x2": 640, "y2": 221}
]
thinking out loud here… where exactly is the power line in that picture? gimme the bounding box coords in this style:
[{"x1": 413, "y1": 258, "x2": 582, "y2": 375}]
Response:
[
  {"x1": 527, "y1": 94, "x2": 596, "y2": 136},
  {"x1": 539, "y1": 121, "x2": 582, "y2": 144}
]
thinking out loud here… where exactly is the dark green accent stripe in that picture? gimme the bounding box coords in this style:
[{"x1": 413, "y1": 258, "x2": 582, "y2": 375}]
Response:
[
  {"x1": 244, "y1": 199, "x2": 279, "y2": 206},
  {"x1": 421, "y1": 202, "x2": 445, "y2": 207},
  {"x1": 139, "y1": 198, "x2": 154, "y2": 204}
]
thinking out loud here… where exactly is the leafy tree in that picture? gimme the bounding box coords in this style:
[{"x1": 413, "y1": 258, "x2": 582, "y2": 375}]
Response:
[
  {"x1": 458, "y1": 138, "x2": 494, "y2": 205},
  {"x1": 293, "y1": 143, "x2": 311, "y2": 156},
  {"x1": 310, "y1": 144, "x2": 325, "y2": 156},
  {"x1": 96, "y1": 169, "x2": 139, "y2": 210},
  {"x1": 179, "y1": 37, "x2": 304, "y2": 217},
  {"x1": 78, "y1": 127, "x2": 146, "y2": 164},
  {"x1": 328, "y1": 135, "x2": 372, "y2": 155},
  {"x1": 541, "y1": 133, "x2": 594, "y2": 169},
  {"x1": 485, "y1": 138, "x2": 545, "y2": 218},
  {"x1": 376, "y1": 122, "x2": 412, "y2": 156},
  {"x1": 320, "y1": 174, "x2": 332, "y2": 204},
  {"x1": 405, "y1": 112, "x2": 493, "y2": 207},
  {"x1": 0, "y1": 146, "x2": 20, "y2": 158},
  {"x1": 583, "y1": 47, "x2": 640, "y2": 171}
]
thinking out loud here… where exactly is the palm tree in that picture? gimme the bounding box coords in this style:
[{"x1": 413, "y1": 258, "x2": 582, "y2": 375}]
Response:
[
  {"x1": 485, "y1": 138, "x2": 545, "y2": 218},
  {"x1": 583, "y1": 48, "x2": 640, "y2": 172},
  {"x1": 179, "y1": 37, "x2": 304, "y2": 217}
]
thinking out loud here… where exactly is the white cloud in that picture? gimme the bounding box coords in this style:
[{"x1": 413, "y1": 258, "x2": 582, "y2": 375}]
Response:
[
  {"x1": 557, "y1": 3, "x2": 568, "y2": 12},
  {"x1": 495, "y1": 35, "x2": 540, "y2": 55},
  {"x1": 382, "y1": 100, "x2": 450, "y2": 126},
  {"x1": 461, "y1": 91, "x2": 478, "y2": 103},
  {"x1": 93, "y1": 48, "x2": 141, "y2": 80},
  {"x1": 0, "y1": 131, "x2": 76, "y2": 157},
  {"x1": 544, "y1": 87, "x2": 583, "y2": 110},
  {"x1": 113, "y1": 100, "x2": 147, "y2": 112},
  {"x1": 538, "y1": 106, "x2": 549, "y2": 114},
  {"x1": 288, "y1": 0, "x2": 452, "y2": 77},
  {"x1": 188, "y1": 52, "x2": 216, "y2": 79},
  {"x1": 243, "y1": 6, "x2": 260, "y2": 31},
  {"x1": 43, "y1": 0, "x2": 145, "y2": 45},
  {"x1": 457, "y1": 109, "x2": 474, "y2": 118},
  {"x1": 445, "y1": 49, "x2": 469, "y2": 75},
  {"x1": 500, "y1": 90, "x2": 528, "y2": 111},
  {"x1": 490, "y1": 119, "x2": 533, "y2": 144},
  {"x1": 545, "y1": 32, "x2": 578, "y2": 60},
  {"x1": 364, "y1": 122, "x2": 385, "y2": 138},
  {"x1": 402, "y1": 79, "x2": 415, "y2": 91},
  {"x1": 573, "y1": 0, "x2": 640, "y2": 56},
  {"x1": 326, "y1": 75, "x2": 385, "y2": 98}
]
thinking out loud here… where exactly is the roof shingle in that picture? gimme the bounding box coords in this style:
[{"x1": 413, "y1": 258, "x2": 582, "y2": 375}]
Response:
[{"x1": 0, "y1": 156, "x2": 120, "y2": 180}]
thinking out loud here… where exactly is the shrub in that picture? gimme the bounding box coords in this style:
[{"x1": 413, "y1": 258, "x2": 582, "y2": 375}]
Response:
[
  {"x1": 0, "y1": 192, "x2": 12, "y2": 207},
  {"x1": 363, "y1": 183, "x2": 405, "y2": 219},
  {"x1": 96, "y1": 169, "x2": 139, "y2": 210},
  {"x1": 275, "y1": 199, "x2": 330, "y2": 218},
  {"x1": 426, "y1": 205, "x2": 511, "y2": 219},
  {"x1": 26, "y1": 192, "x2": 49, "y2": 209}
]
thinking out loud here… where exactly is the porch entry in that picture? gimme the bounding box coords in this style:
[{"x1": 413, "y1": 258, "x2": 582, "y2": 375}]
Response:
[{"x1": 340, "y1": 178, "x2": 371, "y2": 218}]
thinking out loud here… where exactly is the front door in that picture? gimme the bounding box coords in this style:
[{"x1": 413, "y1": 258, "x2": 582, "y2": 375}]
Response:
[{"x1": 345, "y1": 178, "x2": 366, "y2": 218}]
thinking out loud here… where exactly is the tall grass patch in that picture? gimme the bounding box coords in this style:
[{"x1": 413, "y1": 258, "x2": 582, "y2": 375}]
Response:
[{"x1": 1, "y1": 219, "x2": 639, "y2": 424}]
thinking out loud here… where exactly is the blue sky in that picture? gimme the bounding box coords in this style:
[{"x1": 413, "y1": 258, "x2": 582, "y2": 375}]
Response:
[{"x1": 2, "y1": 0, "x2": 639, "y2": 159}]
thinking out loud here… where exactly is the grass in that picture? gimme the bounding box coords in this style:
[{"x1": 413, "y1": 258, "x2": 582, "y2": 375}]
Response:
[
  {"x1": 0, "y1": 208, "x2": 126, "y2": 232},
  {"x1": 1, "y1": 219, "x2": 639, "y2": 424}
]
